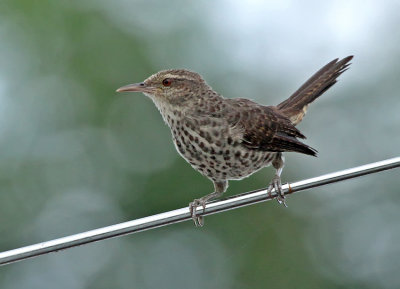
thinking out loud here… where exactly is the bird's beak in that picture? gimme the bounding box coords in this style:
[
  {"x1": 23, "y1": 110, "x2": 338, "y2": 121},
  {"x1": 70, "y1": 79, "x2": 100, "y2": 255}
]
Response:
[{"x1": 116, "y1": 82, "x2": 150, "y2": 93}]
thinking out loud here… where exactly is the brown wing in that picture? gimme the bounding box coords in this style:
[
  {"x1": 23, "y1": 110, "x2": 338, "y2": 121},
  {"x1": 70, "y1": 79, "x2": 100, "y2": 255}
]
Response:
[{"x1": 226, "y1": 98, "x2": 317, "y2": 156}]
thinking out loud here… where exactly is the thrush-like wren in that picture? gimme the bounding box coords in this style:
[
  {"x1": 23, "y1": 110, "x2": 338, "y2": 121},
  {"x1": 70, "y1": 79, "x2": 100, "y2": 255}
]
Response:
[{"x1": 117, "y1": 56, "x2": 353, "y2": 226}]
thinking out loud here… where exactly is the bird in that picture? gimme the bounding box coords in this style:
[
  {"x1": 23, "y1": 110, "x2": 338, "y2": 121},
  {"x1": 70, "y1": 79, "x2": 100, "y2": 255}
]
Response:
[{"x1": 116, "y1": 56, "x2": 353, "y2": 226}]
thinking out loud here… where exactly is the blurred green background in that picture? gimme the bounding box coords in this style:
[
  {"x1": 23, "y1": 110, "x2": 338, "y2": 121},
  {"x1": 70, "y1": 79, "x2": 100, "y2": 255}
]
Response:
[{"x1": 0, "y1": 0, "x2": 399, "y2": 288}]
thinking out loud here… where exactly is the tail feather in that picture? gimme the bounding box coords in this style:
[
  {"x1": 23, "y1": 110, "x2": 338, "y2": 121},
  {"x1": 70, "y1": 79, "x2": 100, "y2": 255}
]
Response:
[{"x1": 277, "y1": 56, "x2": 353, "y2": 125}]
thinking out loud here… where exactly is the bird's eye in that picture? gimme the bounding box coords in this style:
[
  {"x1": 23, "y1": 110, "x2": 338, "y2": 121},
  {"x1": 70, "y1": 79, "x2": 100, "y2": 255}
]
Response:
[{"x1": 162, "y1": 79, "x2": 172, "y2": 87}]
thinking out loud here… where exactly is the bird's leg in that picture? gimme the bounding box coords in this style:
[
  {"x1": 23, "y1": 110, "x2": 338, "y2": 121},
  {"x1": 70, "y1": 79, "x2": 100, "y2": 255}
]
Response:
[
  {"x1": 189, "y1": 180, "x2": 227, "y2": 227},
  {"x1": 267, "y1": 153, "x2": 287, "y2": 207}
]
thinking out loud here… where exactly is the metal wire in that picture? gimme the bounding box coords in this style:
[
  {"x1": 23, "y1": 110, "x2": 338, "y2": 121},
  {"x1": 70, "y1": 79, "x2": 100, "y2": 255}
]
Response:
[{"x1": 1, "y1": 157, "x2": 399, "y2": 266}]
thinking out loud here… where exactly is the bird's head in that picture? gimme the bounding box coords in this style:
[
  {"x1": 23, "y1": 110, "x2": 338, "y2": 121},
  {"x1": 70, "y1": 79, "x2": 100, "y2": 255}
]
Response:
[{"x1": 116, "y1": 69, "x2": 210, "y2": 106}]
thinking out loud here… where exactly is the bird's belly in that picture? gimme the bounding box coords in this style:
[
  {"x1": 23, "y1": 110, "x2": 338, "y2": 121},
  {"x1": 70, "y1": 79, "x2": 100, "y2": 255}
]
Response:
[{"x1": 172, "y1": 132, "x2": 276, "y2": 181}]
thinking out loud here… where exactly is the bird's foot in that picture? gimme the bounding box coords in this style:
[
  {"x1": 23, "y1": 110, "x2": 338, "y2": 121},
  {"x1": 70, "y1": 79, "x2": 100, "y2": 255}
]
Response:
[
  {"x1": 189, "y1": 188, "x2": 225, "y2": 227},
  {"x1": 189, "y1": 198, "x2": 207, "y2": 227},
  {"x1": 267, "y1": 175, "x2": 287, "y2": 207}
]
